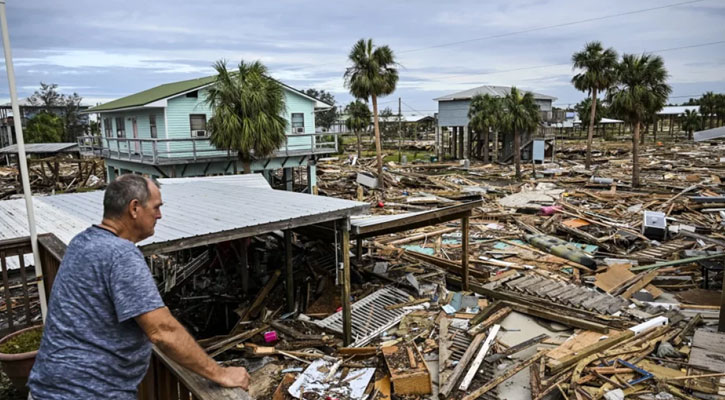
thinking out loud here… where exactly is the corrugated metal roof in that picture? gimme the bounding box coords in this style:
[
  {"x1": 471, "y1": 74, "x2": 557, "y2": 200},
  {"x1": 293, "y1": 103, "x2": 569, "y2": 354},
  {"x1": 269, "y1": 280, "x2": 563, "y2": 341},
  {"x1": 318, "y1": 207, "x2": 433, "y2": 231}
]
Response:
[
  {"x1": 0, "y1": 143, "x2": 78, "y2": 154},
  {"x1": 658, "y1": 105, "x2": 700, "y2": 115},
  {"x1": 1, "y1": 175, "x2": 368, "y2": 268},
  {"x1": 694, "y1": 126, "x2": 725, "y2": 142},
  {"x1": 434, "y1": 85, "x2": 557, "y2": 102},
  {"x1": 157, "y1": 174, "x2": 272, "y2": 190}
]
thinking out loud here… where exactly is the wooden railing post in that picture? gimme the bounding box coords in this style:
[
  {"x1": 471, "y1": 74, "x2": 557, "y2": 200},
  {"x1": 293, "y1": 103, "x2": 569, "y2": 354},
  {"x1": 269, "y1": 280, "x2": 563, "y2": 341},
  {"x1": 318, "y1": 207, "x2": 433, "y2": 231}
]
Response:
[{"x1": 37, "y1": 234, "x2": 66, "y2": 303}]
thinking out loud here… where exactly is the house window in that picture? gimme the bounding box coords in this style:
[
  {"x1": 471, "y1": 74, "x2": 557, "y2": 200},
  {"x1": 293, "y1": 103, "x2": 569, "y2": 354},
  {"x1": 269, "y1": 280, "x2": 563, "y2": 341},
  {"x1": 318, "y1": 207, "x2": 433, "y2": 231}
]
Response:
[
  {"x1": 149, "y1": 114, "x2": 157, "y2": 138},
  {"x1": 115, "y1": 117, "x2": 125, "y2": 138},
  {"x1": 103, "y1": 118, "x2": 112, "y2": 137},
  {"x1": 190, "y1": 114, "x2": 207, "y2": 137},
  {"x1": 186, "y1": 90, "x2": 198, "y2": 98},
  {"x1": 291, "y1": 113, "x2": 304, "y2": 134}
]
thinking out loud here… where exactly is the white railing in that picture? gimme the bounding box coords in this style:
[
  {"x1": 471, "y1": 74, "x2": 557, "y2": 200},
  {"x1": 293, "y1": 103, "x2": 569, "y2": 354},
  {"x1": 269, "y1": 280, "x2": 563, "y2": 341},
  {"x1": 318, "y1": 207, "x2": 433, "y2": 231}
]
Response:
[{"x1": 77, "y1": 133, "x2": 339, "y2": 165}]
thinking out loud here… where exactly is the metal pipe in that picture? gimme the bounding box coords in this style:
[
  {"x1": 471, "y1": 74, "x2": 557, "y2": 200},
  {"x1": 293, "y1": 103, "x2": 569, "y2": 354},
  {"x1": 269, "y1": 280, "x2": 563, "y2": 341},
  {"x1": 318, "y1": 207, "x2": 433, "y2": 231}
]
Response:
[{"x1": 0, "y1": 0, "x2": 48, "y2": 320}]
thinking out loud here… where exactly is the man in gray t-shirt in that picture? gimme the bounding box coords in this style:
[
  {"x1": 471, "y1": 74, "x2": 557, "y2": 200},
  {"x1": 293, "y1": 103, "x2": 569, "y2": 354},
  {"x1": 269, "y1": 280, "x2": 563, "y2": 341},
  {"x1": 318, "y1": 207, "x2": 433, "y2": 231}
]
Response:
[{"x1": 29, "y1": 175, "x2": 249, "y2": 399}]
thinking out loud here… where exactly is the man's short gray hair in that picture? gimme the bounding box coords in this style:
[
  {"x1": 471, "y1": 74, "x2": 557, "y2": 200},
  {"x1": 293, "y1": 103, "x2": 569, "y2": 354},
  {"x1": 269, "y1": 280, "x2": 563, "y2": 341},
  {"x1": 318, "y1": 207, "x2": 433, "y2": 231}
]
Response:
[{"x1": 103, "y1": 174, "x2": 159, "y2": 219}]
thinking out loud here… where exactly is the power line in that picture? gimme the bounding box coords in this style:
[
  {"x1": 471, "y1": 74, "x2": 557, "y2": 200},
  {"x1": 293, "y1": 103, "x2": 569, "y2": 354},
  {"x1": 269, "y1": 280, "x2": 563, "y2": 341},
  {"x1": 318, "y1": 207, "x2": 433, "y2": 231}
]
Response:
[
  {"x1": 404, "y1": 40, "x2": 725, "y2": 82},
  {"x1": 399, "y1": 0, "x2": 706, "y2": 54}
]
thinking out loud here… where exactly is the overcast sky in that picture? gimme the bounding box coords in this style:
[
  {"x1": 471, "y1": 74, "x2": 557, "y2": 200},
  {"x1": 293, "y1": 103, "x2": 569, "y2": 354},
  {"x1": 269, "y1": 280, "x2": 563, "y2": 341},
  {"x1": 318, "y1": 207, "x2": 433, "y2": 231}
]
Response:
[{"x1": 2, "y1": 0, "x2": 724, "y2": 115}]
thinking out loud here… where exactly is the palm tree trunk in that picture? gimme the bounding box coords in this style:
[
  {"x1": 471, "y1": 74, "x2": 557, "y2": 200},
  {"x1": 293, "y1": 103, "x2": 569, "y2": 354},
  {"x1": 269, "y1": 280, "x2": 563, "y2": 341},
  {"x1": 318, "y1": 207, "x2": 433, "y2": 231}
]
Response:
[
  {"x1": 356, "y1": 130, "x2": 361, "y2": 160},
  {"x1": 632, "y1": 121, "x2": 640, "y2": 188},
  {"x1": 371, "y1": 95, "x2": 385, "y2": 191},
  {"x1": 514, "y1": 127, "x2": 521, "y2": 180},
  {"x1": 585, "y1": 89, "x2": 597, "y2": 170},
  {"x1": 493, "y1": 130, "x2": 499, "y2": 163},
  {"x1": 640, "y1": 123, "x2": 648, "y2": 145},
  {"x1": 483, "y1": 127, "x2": 490, "y2": 163},
  {"x1": 239, "y1": 152, "x2": 252, "y2": 174}
]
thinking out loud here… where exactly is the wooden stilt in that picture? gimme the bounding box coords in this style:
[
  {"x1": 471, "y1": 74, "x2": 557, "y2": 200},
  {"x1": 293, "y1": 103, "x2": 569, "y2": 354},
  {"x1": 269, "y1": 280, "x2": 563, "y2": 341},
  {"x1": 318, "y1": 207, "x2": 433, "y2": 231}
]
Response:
[
  {"x1": 462, "y1": 215, "x2": 470, "y2": 291},
  {"x1": 284, "y1": 230, "x2": 294, "y2": 312},
  {"x1": 341, "y1": 221, "x2": 352, "y2": 345},
  {"x1": 356, "y1": 238, "x2": 363, "y2": 263}
]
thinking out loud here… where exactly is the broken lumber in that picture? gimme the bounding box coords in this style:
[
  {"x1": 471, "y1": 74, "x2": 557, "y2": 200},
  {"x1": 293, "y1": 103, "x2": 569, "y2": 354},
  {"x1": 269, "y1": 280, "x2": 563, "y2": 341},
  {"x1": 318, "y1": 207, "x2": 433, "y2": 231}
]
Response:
[
  {"x1": 438, "y1": 331, "x2": 486, "y2": 398},
  {"x1": 463, "y1": 350, "x2": 547, "y2": 400},
  {"x1": 459, "y1": 324, "x2": 500, "y2": 391}
]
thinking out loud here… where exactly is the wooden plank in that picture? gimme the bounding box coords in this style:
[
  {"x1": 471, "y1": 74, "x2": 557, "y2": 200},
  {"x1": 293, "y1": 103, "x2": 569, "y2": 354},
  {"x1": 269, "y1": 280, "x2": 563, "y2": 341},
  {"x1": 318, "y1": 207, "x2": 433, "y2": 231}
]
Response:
[
  {"x1": 439, "y1": 331, "x2": 486, "y2": 398},
  {"x1": 462, "y1": 216, "x2": 470, "y2": 291},
  {"x1": 352, "y1": 201, "x2": 481, "y2": 237},
  {"x1": 486, "y1": 333, "x2": 548, "y2": 363},
  {"x1": 463, "y1": 351, "x2": 546, "y2": 400},
  {"x1": 548, "y1": 330, "x2": 635, "y2": 374},
  {"x1": 459, "y1": 324, "x2": 500, "y2": 391},
  {"x1": 0, "y1": 251, "x2": 13, "y2": 332},
  {"x1": 152, "y1": 346, "x2": 252, "y2": 400},
  {"x1": 238, "y1": 270, "x2": 281, "y2": 324},
  {"x1": 621, "y1": 270, "x2": 659, "y2": 299},
  {"x1": 468, "y1": 307, "x2": 511, "y2": 336},
  {"x1": 439, "y1": 315, "x2": 451, "y2": 379},
  {"x1": 284, "y1": 230, "x2": 294, "y2": 312},
  {"x1": 341, "y1": 223, "x2": 352, "y2": 346}
]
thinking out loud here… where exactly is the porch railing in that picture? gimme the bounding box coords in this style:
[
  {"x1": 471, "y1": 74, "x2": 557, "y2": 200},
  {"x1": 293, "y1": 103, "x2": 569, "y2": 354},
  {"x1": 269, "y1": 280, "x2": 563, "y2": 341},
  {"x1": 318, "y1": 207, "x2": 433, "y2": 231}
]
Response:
[
  {"x1": 77, "y1": 133, "x2": 339, "y2": 165},
  {"x1": 0, "y1": 234, "x2": 65, "y2": 337}
]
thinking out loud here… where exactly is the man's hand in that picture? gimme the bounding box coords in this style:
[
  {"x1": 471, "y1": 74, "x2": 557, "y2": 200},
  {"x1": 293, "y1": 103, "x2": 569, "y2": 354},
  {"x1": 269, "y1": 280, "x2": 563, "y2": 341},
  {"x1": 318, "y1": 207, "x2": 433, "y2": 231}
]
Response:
[{"x1": 214, "y1": 366, "x2": 250, "y2": 390}]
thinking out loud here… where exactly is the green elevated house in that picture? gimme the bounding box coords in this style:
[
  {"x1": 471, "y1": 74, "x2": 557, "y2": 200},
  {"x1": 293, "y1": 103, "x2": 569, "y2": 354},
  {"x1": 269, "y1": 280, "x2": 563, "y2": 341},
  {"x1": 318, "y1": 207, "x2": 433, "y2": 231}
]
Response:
[{"x1": 79, "y1": 75, "x2": 335, "y2": 191}]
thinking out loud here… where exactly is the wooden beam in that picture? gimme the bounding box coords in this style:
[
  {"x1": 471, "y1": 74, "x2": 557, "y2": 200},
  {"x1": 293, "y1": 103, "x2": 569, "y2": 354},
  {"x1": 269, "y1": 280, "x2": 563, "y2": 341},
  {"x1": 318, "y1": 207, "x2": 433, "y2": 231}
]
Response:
[
  {"x1": 351, "y1": 201, "x2": 481, "y2": 238},
  {"x1": 547, "y1": 330, "x2": 635, "y2": 374},
  {"x1": 720, "y1": 270, "x2": 725, "y2": 332},
  {"x1": 284, "y1": 230, "x2": 294, "y2": 312},
  {"x1": 462, "y1": 215, "x2": 470, "y2": 291},
  {"x1": 340, "y1": 220, "x2": 352, "y2": 345},
  {"x1": 439, "y1": 331, "x2": 486, "y2": 398},
  {"x1": 463, "y1": 351, "x2": 546, "y2": 400},
  {"x1": 459, "y1": 324, "x2": 500, "y2": 391}
]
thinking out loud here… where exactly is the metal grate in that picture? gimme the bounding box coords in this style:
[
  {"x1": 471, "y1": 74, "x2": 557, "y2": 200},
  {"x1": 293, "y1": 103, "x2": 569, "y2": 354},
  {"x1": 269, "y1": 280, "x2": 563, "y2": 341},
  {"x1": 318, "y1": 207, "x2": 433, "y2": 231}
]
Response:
[{"x1": 312, "y1": 287, "x2": 412, "y2": 347}]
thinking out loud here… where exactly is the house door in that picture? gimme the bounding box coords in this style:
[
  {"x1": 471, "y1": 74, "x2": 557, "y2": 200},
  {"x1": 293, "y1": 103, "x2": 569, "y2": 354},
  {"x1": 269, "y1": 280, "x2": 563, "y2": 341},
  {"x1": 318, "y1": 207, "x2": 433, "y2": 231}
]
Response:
[{"x1": 131, "y1": 117, "x2": 140, "y2": 153}]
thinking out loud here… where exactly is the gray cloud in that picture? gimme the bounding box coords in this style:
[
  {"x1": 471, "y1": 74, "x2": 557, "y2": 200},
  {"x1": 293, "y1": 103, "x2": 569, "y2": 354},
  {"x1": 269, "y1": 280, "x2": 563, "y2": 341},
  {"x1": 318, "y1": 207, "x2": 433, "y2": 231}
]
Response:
[{"x1": 1, "y1": 0, "x2": 724, "y2": 112}]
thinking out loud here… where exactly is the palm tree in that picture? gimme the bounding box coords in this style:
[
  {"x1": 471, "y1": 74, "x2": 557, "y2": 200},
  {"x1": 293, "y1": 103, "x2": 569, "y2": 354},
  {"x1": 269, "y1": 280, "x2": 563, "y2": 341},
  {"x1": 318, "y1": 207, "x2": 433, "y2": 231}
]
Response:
[
  {"x1": 680, "y1": 109, "x2": 700, "y2": 140},
  {"x1": 700, "y1": 91, "x2": 716, "y2": 129},
  {"x1": 344, "y1": 39, "x2": 399, "y2": 191},
  {"x1": 608, "y1": 54, "x2": 671, "y2": 187},
  {"x1": 502, "y1": 87, "x2": 540, "y2": 180},
  {"x1": 715, "y1": 93, "x2": 725, "y2": 128},
  {"x1": 205, "y1": 60, "x2": 287, "y2": 173},
  {"x1": 572, "y1": 42, "x2": 619, "y2": 170},
  {"x1": 345, "y1": 100, "x2": 372, "y2": 160},
  {"x1": 468, "y1": 94, "x2": 502, "y2": 163}
]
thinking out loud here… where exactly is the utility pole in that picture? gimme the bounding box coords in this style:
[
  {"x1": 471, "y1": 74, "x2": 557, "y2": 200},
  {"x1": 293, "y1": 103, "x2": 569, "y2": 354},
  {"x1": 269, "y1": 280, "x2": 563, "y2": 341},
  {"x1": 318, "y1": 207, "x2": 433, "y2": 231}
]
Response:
[
  {"x1": 398, "y1": 97, "x2": 402, "y2": 162},
  {"x1": 0, "y1": 0, "x2": 48, "y2": 320}
]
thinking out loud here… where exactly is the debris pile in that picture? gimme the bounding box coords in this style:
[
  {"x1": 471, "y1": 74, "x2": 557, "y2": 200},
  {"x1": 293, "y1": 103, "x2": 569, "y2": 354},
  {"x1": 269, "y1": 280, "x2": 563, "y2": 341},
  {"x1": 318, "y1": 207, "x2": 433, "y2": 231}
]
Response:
[
  {"x1": 148, "y1": 141, "x2": 725, "y2": 399},
  {"x1": 0, "y1": 157, "x2": 105, "y2": 200}
]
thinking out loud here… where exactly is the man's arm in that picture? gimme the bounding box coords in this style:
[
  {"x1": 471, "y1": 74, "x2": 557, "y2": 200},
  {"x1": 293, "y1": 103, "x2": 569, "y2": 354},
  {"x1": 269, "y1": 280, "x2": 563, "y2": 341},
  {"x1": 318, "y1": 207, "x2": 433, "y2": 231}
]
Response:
[{"x1": 135, "y1": 307, "x2": 249, "y2": 390}]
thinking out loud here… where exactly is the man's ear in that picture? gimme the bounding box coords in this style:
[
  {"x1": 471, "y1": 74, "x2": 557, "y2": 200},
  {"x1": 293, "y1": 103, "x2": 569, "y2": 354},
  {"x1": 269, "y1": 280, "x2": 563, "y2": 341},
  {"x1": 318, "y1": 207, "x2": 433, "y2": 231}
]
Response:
[{"x1": 128, "y1": 199, "x2": 140, "y2": 219}]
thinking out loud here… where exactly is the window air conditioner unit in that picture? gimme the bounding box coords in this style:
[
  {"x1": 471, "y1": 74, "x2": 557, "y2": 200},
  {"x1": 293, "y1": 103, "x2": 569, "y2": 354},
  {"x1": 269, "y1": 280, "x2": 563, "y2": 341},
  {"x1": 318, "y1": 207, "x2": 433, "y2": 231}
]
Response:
[
  {"x1": 294, "y1": 127, "x2": 304, "y2": 134},
  {"x1": 193, "y1": 130, "x2": 207, "y2": 137}
]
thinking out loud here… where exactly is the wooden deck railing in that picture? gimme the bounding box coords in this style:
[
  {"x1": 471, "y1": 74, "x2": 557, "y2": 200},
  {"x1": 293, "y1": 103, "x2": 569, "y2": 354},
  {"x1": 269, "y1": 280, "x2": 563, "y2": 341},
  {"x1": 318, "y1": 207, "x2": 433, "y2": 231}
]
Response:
[
  {"x1": 77, "y1": 133, "x2": 339, "y2": 165},
  {"x1": 0, "y1": 234, "x2": 64, "y2": 337}
]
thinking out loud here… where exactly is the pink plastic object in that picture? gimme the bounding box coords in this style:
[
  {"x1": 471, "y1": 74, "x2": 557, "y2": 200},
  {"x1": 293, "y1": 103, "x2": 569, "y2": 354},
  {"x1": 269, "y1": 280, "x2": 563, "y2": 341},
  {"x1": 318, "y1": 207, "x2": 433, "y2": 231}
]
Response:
[
  {"x1": 263, "y1": 331, "x2": 278, "y2": 343},
  {"x1": 540, "y1": 206, "x2": 561, "y2": 216}
]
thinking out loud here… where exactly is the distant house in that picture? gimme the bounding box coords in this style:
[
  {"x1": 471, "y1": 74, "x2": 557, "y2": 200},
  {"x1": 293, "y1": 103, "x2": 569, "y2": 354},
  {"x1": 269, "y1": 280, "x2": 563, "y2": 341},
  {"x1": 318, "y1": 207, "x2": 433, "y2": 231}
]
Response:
[
  {"x1": 0, "y1": 99, "x2": 91, "y2": 148},
  {"x1": 79, "y1": 75, "x2": 334, "y2": 191},
  {"x1": 433, "y1": 85, "x2": 557, "y2": 161}
]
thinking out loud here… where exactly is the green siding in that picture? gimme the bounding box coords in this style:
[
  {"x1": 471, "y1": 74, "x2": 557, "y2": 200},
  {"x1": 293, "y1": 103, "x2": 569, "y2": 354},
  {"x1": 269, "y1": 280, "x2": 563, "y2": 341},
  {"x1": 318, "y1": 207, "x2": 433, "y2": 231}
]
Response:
[{"x1": 100, "y1": 108, "x2": 165, "y2": 155}]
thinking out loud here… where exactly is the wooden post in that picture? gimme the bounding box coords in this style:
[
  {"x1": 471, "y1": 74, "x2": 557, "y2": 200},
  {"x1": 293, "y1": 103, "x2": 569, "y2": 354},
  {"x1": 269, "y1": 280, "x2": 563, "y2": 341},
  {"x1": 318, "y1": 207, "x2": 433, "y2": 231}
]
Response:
[
  {"x1": 340, "y1": 220, "x2": 352, "y2": 345},
  {"x1": 240, "y1": 239, "x2": 249, "y2": 294},
  {"x1": 356, "y1": 238, "x2": 363, "y2": 263},
  {"x1": 717, "y1": 274, "x2": 725, "y2": 332},
  {"x1": 284, "y1": 230, "x2": 294, "y2": 312},
  {"x1": 462, "y1": 215, "x2": 470, "y2": 291}
]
